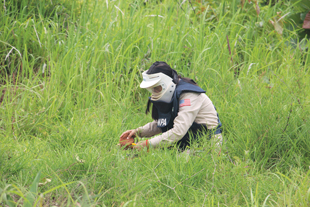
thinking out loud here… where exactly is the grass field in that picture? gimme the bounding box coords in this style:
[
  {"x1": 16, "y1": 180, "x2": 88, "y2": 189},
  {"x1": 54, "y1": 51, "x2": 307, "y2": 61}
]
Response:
[{"x1": 1, "y1": 0, "x2": 310, "y2": 206}]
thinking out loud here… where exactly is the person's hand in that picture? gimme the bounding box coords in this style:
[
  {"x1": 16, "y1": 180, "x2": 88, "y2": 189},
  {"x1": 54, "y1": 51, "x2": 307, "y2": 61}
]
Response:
[
  {"x1": 120, "y1": 129, "x2": 137, "y2": 140},
  {"x1": 132, "y1": 140, "x2": 149, "y2": 151},
  {"x1": 119, "y1": 129, "x2": 137, "y2": 149}
]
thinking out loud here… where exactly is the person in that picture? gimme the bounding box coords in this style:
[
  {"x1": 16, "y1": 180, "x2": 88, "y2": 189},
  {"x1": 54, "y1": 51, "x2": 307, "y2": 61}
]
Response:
[{"x1": 120, "y1": 61, "x2": 223, "y2": 151}]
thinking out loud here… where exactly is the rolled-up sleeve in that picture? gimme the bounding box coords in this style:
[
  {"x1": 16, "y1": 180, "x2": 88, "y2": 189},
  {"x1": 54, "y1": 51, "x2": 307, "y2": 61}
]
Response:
[{"x1": 148, "y1": 93, "x2": 203, "y2": 147}]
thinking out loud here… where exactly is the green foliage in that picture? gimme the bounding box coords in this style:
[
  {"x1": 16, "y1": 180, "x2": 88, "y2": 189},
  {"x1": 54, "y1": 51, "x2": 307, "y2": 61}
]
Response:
[
  {"x1": 0, "y1": 0, "x2": 79, "y2": 83},
  {"x1": 24, "y1": 171, "x2": 40, "y2": 207},
  {"x1": 285, "y1": 0, "x2": 310, "y2": 38},
  {"x1": 0, "y1": 0, "x2": 310, "y2": 206}
]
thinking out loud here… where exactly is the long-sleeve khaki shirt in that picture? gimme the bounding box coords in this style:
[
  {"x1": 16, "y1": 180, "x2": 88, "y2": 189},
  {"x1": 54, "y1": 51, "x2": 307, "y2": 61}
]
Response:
[{"x1": 136, "y1": 92, "x2": 220, "y2": 147}]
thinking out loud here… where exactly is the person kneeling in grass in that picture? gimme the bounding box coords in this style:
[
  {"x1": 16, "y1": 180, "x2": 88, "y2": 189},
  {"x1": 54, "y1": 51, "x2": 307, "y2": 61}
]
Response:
[{"x1": 120, "y1": 61, "x2": 223, "y2": 151}]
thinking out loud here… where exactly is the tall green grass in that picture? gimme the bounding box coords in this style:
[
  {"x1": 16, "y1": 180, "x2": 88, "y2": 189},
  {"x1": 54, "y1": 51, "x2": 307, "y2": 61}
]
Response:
[{"x1": 1, "y1": 0, "x2": 309, "y2": 206}]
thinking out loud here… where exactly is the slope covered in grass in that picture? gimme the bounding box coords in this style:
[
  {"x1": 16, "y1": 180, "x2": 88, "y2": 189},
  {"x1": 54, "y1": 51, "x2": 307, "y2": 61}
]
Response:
[{"x1": 0, "y1": 0, "x2": 309, "y2": 206}]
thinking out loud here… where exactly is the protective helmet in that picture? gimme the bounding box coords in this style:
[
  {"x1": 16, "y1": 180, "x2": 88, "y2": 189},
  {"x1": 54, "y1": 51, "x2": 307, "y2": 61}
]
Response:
[{"x1": 140, "y1": 61, "x2": 179, "y2": 102}]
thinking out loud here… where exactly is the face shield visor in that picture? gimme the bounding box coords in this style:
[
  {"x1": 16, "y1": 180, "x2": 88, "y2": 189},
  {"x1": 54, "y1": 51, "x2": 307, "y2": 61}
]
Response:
[{"x1": 140, "y1": 71, "x2": 176, "y2": 103}]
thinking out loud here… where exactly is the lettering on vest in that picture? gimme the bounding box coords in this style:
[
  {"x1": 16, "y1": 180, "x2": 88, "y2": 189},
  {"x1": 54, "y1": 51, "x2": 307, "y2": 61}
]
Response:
[{"x1": 158, "y1": 118, "x2": 167, "y2": 127}]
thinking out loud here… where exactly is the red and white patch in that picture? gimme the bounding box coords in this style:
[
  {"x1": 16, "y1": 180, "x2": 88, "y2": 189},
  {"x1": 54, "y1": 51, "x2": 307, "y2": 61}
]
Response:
[{"x1": 180, "y1": 99, "x2": 191, "y2": 107}]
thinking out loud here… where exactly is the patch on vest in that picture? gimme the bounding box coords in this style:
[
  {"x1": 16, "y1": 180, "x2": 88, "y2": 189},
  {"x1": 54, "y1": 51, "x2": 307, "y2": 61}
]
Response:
[
  {"x1": 158, "y1": 118, "x2": 167, "y2": 127},
  {"x1": 180, "y1": 99, "x2": 191, "y2": 107}
]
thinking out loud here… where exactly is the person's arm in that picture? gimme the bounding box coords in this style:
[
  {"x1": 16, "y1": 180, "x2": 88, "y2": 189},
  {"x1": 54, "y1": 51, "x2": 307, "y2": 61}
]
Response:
[
  {"x1": 120, "y1": 120, "x2": 161, "y2": 141},
  {"x1": 136, "y1": 121, "x2": 162, "y2": 137},
  {"x1": 148, "y1": 92, "x2": 203, "y2": 147}
]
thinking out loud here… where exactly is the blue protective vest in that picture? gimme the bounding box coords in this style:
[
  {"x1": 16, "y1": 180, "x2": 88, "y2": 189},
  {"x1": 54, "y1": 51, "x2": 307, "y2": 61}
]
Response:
[{"x1": 150, "y1": 79, "x2": 222, "y2": 149}]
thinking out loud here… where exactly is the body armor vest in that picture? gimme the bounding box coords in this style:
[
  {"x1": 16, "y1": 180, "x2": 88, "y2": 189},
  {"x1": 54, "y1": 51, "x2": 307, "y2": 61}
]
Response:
[{"x1": 150, "y1": 79, "x2": 222, "y2": 149}]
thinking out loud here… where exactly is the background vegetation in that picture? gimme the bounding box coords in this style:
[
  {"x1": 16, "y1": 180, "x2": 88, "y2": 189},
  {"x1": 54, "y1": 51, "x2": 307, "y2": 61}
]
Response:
[{"x1": 0, "y1": 0, "x2": 309, "y2": 206}]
